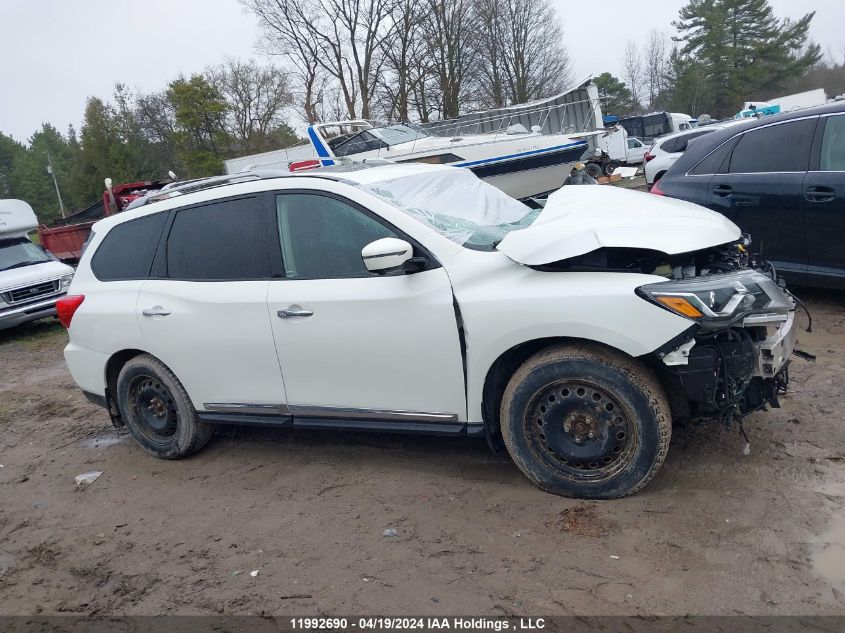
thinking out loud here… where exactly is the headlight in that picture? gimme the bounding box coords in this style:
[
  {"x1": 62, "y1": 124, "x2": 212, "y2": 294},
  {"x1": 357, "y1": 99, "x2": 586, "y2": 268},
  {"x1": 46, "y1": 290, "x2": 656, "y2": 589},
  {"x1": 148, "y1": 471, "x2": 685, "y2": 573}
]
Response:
[
  {"x1": 637, "y1": 270, "x2": 792, "y2": 330},
  {"x1": 59, "y1": 273, "x2": 74, "y2": 290}
]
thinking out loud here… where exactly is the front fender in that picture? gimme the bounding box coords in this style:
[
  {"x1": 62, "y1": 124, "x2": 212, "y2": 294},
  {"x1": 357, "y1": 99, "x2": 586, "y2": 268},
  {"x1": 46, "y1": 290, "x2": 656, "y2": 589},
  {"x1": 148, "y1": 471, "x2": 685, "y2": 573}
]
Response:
[{"x1": 447, "y1": 251, "x2": 692, "y2": 422}]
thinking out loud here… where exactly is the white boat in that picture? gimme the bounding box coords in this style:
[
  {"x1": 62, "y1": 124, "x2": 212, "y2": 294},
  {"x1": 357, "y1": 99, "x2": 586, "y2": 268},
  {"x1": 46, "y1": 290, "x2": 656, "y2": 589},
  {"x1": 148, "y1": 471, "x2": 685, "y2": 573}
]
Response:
[{"x1": 303, "y1": 120, "x2": 589, "y2": 199}]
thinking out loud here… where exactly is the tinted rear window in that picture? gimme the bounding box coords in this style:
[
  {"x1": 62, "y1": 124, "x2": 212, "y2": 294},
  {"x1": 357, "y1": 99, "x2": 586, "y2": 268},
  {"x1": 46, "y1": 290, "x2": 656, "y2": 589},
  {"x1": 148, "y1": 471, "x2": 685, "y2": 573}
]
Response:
[
  {"x1": 689, "y1": 136, "x2": 739, "y2": 175},
  {"x1": 662, "y1": 130, "x2": 712, "y2": 154},
  {"x1": 728, "y1": 118, "x2": 817, "y2": 173},
  {"x1": 91, "y1": 212, "x2": 167, "y2": 281},
  {"x1": 166, "y1": 197, "x2": 271, "y2": 280}
]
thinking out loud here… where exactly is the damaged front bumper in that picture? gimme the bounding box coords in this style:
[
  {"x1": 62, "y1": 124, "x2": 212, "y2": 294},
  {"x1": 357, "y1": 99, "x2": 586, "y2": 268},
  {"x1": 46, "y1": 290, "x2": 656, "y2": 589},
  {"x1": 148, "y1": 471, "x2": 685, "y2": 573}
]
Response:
[{"x1": 656, "y1": 302, "x2": 797, "y2": 421}]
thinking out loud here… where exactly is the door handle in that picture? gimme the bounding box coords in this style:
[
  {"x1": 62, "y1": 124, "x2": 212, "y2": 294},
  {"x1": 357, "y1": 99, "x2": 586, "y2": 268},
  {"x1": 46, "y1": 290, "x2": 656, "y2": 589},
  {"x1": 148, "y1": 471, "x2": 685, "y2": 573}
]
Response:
[
  {"x1": 277, "y1": 305, "x2": 313, "y2": 318},
  {"x1": 712, "y1": 184, "x2": 733, "y2": 197},
  {"x1": 142, "y1": 306, "x2": 171, "y2": 317},
  {"x1": 805, "y1": 186, "x2": 835, "y2": 203}
]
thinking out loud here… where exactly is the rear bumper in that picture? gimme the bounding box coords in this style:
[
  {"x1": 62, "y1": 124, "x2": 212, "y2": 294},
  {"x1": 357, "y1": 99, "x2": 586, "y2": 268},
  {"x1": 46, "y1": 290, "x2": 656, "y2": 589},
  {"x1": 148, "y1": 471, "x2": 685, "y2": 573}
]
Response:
[{"x1": 0, "y1": 293, "x2": 65, "y2": 330}]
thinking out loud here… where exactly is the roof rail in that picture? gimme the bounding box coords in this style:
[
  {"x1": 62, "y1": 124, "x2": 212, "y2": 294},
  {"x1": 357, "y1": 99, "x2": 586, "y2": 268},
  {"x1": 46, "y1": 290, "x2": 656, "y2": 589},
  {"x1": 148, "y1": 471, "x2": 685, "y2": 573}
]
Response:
[
  {"x1": 148, "y1": 170, "x2": 291, "y2": 201},
  {"x1": 123, "y1": 163, "x2": 384, "y2": 212}
]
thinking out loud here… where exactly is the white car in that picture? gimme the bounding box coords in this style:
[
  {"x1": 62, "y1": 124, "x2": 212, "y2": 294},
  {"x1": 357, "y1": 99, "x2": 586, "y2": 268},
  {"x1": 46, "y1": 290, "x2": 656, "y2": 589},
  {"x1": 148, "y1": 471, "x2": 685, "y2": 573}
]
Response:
[
  {"x1": 59, "y1": 164, "x2": 796, "y2": 499},
  {"x1": 644, "y1": 128, "x2": 719, "y2": 187},
  {"x1": 0, "y1": 200, "x2": 74, "y2": 330}
]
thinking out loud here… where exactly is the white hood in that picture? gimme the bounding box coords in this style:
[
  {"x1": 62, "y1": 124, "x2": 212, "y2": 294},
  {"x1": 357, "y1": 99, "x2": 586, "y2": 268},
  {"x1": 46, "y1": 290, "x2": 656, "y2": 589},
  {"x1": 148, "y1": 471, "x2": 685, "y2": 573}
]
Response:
[
  {"x1": 0, "y1": 260, "x2": 73, "y2": 292},
  {"x1": 496, "y1": 185, "x2": 741, "y2": 265}
]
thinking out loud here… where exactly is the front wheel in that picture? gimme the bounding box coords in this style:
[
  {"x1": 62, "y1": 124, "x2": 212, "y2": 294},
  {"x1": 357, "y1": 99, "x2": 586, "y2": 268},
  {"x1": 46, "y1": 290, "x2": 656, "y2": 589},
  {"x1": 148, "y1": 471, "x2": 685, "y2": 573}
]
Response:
[
  {"x1": 500, "y1": 343, "x2": 671, "y2": 499},
  {"x1": 116, "y1": 354, "x2": 213, "y2": 459}
]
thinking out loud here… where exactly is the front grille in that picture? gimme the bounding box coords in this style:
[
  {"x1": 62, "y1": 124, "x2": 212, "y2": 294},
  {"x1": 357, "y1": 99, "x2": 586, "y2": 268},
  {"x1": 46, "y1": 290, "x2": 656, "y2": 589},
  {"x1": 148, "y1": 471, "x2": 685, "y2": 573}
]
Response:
[{"x1": 1, "y1": 280, "x2": 60, "y2": 304}]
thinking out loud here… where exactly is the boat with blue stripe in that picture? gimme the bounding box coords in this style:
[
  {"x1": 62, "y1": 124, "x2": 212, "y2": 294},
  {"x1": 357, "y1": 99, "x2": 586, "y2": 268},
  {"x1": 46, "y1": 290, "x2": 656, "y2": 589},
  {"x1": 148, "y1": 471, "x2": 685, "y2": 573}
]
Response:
[{"x1": 303, "y1": 120, "x2": 590, "y2": 200}]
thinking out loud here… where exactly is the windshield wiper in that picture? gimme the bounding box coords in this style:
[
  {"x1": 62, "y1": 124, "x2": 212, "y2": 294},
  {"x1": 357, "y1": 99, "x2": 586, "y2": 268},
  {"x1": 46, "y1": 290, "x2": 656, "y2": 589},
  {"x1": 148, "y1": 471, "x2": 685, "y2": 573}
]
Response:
[{"x1": 0, "y1": 260, "x2": 45, "y2": 272}]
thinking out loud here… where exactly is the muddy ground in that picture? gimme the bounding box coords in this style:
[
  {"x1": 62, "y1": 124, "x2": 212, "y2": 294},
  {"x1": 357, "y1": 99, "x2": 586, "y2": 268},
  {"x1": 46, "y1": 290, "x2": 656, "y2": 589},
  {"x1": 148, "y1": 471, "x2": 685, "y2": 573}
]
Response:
[{"x1": 0, "y1": 290, "x2": 844, "y2": 616}]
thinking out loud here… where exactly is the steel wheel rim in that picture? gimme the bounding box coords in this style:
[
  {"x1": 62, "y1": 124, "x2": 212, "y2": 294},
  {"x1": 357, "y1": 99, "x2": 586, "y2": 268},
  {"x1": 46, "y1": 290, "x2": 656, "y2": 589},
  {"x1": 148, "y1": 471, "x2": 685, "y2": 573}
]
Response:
[
  {"x1": 128, "y1": 375, "x2": 178, "y2": 444},
  {"x1": 524, "y1": 379, "x2": 638, "y2": 482}
]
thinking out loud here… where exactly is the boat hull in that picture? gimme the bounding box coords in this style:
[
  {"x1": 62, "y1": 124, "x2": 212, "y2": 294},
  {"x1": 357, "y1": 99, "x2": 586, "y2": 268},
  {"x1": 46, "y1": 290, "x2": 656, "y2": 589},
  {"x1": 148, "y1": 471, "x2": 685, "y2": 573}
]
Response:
[{"x1": 455, "y1": 142, "x2": 588, "y2": 199}]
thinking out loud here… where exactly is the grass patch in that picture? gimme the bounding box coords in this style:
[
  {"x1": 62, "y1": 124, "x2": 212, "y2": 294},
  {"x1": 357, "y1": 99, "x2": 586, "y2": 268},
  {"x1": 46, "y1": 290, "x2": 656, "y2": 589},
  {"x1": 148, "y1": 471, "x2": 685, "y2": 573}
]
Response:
[{"x1": 0, "y1": 319, "x2": 67, "y2": 348}]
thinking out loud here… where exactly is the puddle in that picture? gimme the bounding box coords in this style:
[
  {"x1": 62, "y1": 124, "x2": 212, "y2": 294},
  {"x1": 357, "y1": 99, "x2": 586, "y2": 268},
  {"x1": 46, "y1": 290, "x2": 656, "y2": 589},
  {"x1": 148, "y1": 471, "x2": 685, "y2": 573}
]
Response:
[
  {"x1": 812, "y1": 513, "x2": 845, "y2": 588},
  {"x1": 79, "y1": 433, "x2": 128, "y2": 449}
]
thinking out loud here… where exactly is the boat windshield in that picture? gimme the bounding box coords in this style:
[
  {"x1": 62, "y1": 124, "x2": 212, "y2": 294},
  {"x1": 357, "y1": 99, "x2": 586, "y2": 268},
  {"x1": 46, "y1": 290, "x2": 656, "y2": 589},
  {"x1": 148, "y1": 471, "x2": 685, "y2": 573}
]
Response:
[
  {"x1": 357, "y1": 168, "x2": 538, "y2": 250},
  {"x1": 369, "y1": 124, "x2": 428, "y2": 147}
]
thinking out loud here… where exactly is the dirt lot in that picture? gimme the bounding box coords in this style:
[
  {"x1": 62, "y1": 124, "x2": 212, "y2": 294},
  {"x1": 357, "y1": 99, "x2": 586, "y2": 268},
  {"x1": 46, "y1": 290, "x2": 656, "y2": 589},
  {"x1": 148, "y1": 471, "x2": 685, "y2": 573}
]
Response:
[{"x1": 1, "y1": 290, "x2": 844, "y2": 616}]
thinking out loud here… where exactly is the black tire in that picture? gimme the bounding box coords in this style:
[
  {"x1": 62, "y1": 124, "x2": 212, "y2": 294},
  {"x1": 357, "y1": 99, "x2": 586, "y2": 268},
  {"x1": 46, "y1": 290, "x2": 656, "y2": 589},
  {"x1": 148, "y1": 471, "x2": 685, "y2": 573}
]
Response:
[
  {"x1": 584, "y1": 162, "x2": 603, "y2": 180},
  {"x1": 603, "y1": 160, "x2": 621, "y2": 176},
  {"x1": 500, "y1": 343, "x2": 671, "y2": 499},
  {"x1": 116, "y1": 354, "x2": 213, "y2": 459}
]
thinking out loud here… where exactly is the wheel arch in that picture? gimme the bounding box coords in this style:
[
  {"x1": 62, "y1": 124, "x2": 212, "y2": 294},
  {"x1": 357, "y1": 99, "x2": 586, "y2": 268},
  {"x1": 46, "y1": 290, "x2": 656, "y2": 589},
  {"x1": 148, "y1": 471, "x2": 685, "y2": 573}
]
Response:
[
  {"x1": 103, "y1": 349, "x2": 151, "y2": 426},
  {"x1": 480, "y1": 336, "x2": 638, "y2": 447}
]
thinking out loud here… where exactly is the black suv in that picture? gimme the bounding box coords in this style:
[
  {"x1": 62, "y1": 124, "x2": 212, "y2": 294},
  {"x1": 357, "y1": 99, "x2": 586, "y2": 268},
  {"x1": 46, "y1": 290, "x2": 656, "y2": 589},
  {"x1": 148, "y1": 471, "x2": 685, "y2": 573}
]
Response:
[{"x1": 654, "y1": 102, "x2": 845, "y2": 289}]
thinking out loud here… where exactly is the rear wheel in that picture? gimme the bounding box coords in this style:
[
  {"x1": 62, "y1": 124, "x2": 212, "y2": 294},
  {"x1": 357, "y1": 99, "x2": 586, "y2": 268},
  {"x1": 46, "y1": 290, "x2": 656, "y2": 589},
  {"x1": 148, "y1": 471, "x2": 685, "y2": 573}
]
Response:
[
  {"x1": 500, "y1": 343, "x2": 671, "y2": 499},
  {"x1": 116, "y1": 354, "x2": 213, "y2": 459},
  {"x1": 603, "y1": 160, "x2": 621, "y2": 176},
  {"x1": 584, "y1": 162, "x2": 603, "y2": 180}
]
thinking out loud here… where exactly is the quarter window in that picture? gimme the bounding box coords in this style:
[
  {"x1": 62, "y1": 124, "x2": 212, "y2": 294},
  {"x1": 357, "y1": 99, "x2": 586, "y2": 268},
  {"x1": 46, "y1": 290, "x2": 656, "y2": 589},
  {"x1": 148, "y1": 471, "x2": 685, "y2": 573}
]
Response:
[
  {"x1": 166, "y1": 197, "x2": 271, "y2": 280},
  {"x1": 820, "y1": 115, "x2": 845, "y2": 172},
  {"x1": 91, "y1": 212, "x2": 167, "y2": 281},
  {"x1": 689, "y1": 137, "x2": 739, "y2": 176},
  {"x1": 276, "y1": 194, "x2": 398, "y2": 279},
  {"x1": 728, "y1": 118, "x2": 817, "y2": 174}
]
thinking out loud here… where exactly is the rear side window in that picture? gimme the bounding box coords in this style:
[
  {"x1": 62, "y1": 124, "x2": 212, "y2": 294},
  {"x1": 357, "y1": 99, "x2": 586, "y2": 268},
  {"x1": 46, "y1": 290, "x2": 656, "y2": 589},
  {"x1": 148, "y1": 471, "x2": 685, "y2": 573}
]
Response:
[
  {"x1": 166, "y1": 197, "x2": 271, "y2": 280},
  {"x1": 689, "y1": 136, "x2": 740, "y2": 176},
  {"x1": 664, "y1": 130, "x2": 712, "y2": 154},
  {"x1": 728, "y1": 118, "x2": 817, "y2": 174},
  {"x1": 820, "y1": 115, "x2": 845, "y2": 171},
  {"x1": 658, "y1": 137, "x2": 679, "y2": 153},
  {"x1": 91, "y1": 212, "x2": 167, "y2": 281}
]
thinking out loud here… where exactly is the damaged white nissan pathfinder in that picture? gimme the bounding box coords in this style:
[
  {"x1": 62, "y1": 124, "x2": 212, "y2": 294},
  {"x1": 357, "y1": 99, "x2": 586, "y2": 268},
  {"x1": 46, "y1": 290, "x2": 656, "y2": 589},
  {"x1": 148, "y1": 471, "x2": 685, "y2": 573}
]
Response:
[{"x1": 59, "y1": 163, "x2": 797, "y2": 499}]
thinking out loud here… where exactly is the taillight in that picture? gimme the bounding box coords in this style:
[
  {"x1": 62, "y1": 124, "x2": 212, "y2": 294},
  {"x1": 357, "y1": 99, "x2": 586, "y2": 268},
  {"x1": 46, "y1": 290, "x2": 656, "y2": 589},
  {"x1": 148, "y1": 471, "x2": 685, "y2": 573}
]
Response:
[
  {"x1": 644, "y1": 152, "x2": 655, "y2": 162},
  {"x1": 56, "y1": 295, "x2": 85, "y2": 328},
  {"x1": 650, "y1": 181, "x2": 666, "y2": 196}
]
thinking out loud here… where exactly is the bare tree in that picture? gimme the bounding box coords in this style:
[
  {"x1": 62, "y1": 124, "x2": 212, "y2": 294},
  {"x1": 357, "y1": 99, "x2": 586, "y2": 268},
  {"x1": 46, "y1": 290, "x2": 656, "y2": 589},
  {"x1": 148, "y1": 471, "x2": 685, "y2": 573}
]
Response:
[
  {"x1": 644, "y1": 30, "x2": 668, "y2": 110},
  {"x1": 245, "y1": 0, "x2": 327, "y2": 123},
  {"x1": 622, "y1": 40, "x2": 644, "y2": 113},
  {"x1": 426, "y1": 0, "x2": 477, "y2": 119},
  {"x1": 499, "y1": 0, "x2": 572, "y2": 104},
  {"x1": 243, "y1": 0, "x2": 396, "y2": 121},
  {"x1": 207, "y1": 58, "x2": 294, "y2": 152},
  {"x1": 474, "y1": 0, "x2": 506, "y2": 108},
  {"x1": 379, "y1": 0, "x2": 430, "y2": 121}
]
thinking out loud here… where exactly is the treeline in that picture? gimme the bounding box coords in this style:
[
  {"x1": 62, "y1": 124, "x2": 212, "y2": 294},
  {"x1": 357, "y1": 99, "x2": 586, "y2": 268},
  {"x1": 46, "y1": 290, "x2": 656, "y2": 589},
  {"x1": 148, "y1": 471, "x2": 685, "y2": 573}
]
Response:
[
  {"x1": 0, "y1": 60, "x2": 299, "y2": 224},
  {"x1": 242, "y1": 0, "x2": 572, "y2": 123},
  {"x1": 595, "y1": 0, "x2": 822, "y2": 119},
  {"x1": 0, "y1": 0, "x2": 831, "y2": 223}
]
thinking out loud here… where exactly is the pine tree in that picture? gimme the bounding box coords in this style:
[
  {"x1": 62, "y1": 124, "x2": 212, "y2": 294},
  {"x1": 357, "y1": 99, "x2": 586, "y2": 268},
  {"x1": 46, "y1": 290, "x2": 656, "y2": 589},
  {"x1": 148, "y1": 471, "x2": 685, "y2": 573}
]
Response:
[{"x1": 673, "y1": 0, "x2": 821, "y2": 116}]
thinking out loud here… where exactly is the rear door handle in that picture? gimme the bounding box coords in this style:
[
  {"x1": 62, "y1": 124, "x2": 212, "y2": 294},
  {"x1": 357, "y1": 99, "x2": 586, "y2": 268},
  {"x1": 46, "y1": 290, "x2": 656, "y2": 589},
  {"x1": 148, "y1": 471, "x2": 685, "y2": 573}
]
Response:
[
  {"x1": 142, "y1": 306, "x2": 171, "y2": 317},
  {"x1": 712, "y1": 184, "x2": 733, "y2": 197},
  {"x1": 805, "y1": 185, "x2": 835, "y2": 202},
  {"x1": 277, "y1": 305, "x2": 313, "y2": 318}
]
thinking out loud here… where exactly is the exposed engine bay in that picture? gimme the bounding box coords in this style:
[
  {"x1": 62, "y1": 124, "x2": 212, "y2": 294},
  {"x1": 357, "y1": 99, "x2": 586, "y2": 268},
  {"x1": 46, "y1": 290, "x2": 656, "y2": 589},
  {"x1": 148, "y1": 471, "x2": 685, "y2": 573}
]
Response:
[{"x1": 538, "y1": 236, "x2": 800, "y2": 428}]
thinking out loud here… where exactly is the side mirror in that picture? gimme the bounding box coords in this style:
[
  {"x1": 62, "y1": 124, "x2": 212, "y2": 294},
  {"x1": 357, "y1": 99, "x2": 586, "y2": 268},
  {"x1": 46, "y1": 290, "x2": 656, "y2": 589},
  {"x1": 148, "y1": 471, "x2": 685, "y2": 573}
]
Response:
[{"x1": 362, "y1": 237, "x2": 414, "y2": 273}]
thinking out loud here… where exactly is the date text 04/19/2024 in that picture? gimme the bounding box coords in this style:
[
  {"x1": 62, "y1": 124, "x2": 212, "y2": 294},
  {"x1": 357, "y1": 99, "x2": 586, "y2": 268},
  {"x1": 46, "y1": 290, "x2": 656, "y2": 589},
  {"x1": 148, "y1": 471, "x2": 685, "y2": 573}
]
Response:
[{"x1": 289, "y1": 617, "x2": 547, "y2": 630}]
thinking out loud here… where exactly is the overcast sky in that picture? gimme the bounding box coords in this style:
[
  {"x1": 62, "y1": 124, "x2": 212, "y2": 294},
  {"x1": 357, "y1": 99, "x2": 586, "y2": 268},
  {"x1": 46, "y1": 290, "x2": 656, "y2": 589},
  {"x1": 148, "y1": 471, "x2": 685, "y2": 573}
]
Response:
[{"x1": 1, "y1": 0, "x2": 843, "y2": 142}]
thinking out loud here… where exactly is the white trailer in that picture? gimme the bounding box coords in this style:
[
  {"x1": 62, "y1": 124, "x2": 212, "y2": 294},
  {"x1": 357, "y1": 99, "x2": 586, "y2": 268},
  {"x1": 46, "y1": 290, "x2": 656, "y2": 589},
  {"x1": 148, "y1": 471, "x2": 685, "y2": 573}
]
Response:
[{"x1": 766, "y1": 88, "x2": 827, "y2": 112}]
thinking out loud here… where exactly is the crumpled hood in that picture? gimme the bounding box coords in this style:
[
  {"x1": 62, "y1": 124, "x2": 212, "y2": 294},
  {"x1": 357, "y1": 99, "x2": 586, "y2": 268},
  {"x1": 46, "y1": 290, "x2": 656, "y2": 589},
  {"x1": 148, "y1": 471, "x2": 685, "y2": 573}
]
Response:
[{"x1": 496, "y1": 185, "x2": 741, "y2": 265}]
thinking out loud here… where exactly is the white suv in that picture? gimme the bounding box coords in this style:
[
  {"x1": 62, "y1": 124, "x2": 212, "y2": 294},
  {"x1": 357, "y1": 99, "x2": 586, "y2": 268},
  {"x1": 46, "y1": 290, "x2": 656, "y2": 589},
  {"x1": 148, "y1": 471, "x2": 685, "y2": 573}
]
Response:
[
  {"x1": 644, "y1": 128, "x2": 719, "y2": 187},
  {"x1": 60, "y1": 164, "x2": 797, "y2": 499}
]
